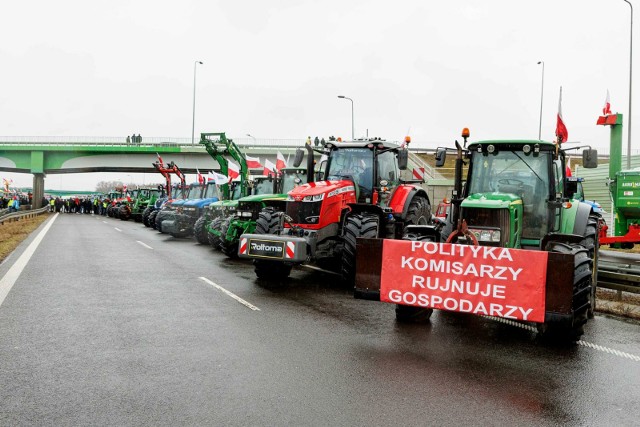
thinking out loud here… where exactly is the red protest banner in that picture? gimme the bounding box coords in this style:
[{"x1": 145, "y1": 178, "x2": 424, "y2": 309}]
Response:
[{"x1": 380, "y1": 241, "x2": 548, "y2": 323}]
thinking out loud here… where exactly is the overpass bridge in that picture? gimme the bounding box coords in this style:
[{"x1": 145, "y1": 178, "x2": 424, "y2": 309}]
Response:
[{"x1": 0, "y1": 136, "x2": 435, "y2": 208}]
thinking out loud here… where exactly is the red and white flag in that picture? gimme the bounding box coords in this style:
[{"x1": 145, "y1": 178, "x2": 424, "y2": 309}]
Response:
[
  {"x1": 156, "y1": 152, "x2": 164, "y2": 164},
  {"x1": 566, "y1": 156, "x2": 572, "y2": 177},
  {"x1": 276, "y1": 152, "x2": 287, "y2": 172},
  {"x1": 197, "y1": 168, "x2": 204, "y2": 185},
  {"x1": 555, "y1": 86, "x2": 568, "y2": 143},
  {"x1": 245, "y1": 155, "x2": 262, "y2": 169},
  {"x1": 603, "y1": 89, "x2": 611, "y2": 115},
  {"x1": 228, "y1": 160, "x2": 240, "y2": 180},
  {"x1": 263, "y1": 159, "x2": 277, "y2": 176},
  {"x1": 208, "y1": 171, "x2": 229, "y2": 185}
]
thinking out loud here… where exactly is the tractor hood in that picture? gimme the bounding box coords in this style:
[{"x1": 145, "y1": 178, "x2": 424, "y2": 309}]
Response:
[
  {"x1": 288, "y1": 180, "x2": 354, "y2": 200},
  {"x1": 182, "y1": 197, "x2": 219, "y2": 207},
  {"x1": 461, "y1": 192, "x2": 522, "y2": 209},
  {"x1": 237, "y1": 193, "x2": 287, "y2": 203}
]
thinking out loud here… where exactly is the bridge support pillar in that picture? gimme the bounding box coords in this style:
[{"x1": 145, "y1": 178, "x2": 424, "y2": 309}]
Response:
[{"x1": 32, "y1": 173, "x2": 45, "y2": 208}]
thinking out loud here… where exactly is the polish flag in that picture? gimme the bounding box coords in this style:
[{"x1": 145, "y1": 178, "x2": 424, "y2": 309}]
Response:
[
  {"x1": 228, "y1": 160, "x2": 240, "y2": 180},
  {"x1": 197, "y1": 168, "x2": 204, "y2": 185},
  {"x1": 263, "y1": 159, "x2": 277, "y2": 176},
  {"x1": 245, "y1": 155, "x2": 262, "y2": 169},
  {"x1": 566, "y1": 156, "x2": 572, "y2": 177},
  {"x1": 555, "y1": 87, "x2": 568, "y2": 143},
  {"x1": 156, "y1": 152, "x2": 164, "y2": 164},
  {"x1": 603, "y1": 89, "x2": 611, "y2": 116},
  {"x1": 276, "y1": 152, "x2": 287, "y2": 171},
  {"x1": 208, "y1": 171, "x2": 229, "y2": 185}
]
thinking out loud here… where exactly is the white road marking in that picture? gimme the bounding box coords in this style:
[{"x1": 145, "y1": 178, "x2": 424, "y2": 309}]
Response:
[
  {"x1": 484, "y1": 316, "x2": 640, "y2": 362},
  {"x1": 0, "y1": 213, "x2": 58, "y2": 307},
  {"x1": 102, "y1": 221, "x2": 107, "y2": 224},
  {"x1": 577, "y1": 340, "x2": 640, "y2": 362},
  {"x1": 114, "y1": 227, "x2": 122, "y2": 232},
  {"x1": 199, "y1": 277, "x2": 260, "y2": 311},
  {"x1": 136, "y1": 241, "x2": 153, "y2": 249}
]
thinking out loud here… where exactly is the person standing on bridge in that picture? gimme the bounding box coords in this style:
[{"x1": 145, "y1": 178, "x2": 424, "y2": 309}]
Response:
[
  {"x1": 126, "y1": 135, "x2": 131, "y2": 145},
  {"x1": 137, "y1": 134, "x2": 142, "y2": 144}
]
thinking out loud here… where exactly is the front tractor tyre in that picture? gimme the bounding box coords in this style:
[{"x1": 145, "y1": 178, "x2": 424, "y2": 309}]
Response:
[
  {"x1": 404, "y1": 196, "x2": 431, "y2": 228},
  {"x1": 207, "y1": 217, "x2": 224, "y2": 250},
  {"x1": 142, "y1": 206, "x2": 153, "y2": 227},
  {"x1": 342, "y1": 213, "x2": 379, "y2": 284},
  {"x1": 149, "y1": 210, "x2": 159, "y2": 230},
  {"x1": 219, "y1": 217, "x2": 239, "y2": 259},
  {"x1": 537, "y1": 242, "x2": 592, "y2": 342},
  {"x1": 395, "y1": 304, "x2": 434, "y2": 323},
  {"x1": 253, "y1": 208, "x2": 292, "y2": 280},
  {"x1": 194, "y1": 216, "x2": 209, "y2": 244}
]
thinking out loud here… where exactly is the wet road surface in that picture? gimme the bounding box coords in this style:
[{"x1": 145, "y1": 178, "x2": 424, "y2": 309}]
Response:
[{"x1": 0, "y1": 213, "x2": 638, "y2": 426}]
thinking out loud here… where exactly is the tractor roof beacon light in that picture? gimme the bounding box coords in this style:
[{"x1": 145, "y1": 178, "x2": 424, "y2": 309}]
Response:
[
  {"x1": 404, "y1": 136, "x2": 411, "y2": 146},
  {"x1": 462, "y1": 128, "x2": 470, "y2": 147}
]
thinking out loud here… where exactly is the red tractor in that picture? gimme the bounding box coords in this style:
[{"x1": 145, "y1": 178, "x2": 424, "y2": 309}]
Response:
[{"x1": 239, "y1": 139, "x2": 431, "y2": 281}]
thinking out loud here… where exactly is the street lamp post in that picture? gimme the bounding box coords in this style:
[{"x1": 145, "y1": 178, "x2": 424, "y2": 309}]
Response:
[
  {"x1": 537, "y1": 61, "x2": 545, "y2": 140},
  {"x1": 337, "y1": 95, "x2": 354, "y2": 140},
  {"x1": 623, "y1": 0, "x2": 634, "y2": 169},
  {"x1": 246, "y1": 133, "x2": 257, "y2": 142},
  {"x1": 191, "y1": 60, "x2": 204, "y2": 145}
]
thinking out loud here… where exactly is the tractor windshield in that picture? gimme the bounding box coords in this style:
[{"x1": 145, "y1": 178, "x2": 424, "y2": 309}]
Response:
[
  {"x1": 202, "y1": 182, "x2": 219, "y2": 199},
  {"x1": 469, "y1": 150, "x2": 550, "y2": 197},
  {"x1": 469, "y1": 149, "x2": 551, "y2": 239},
  {"x1": 252, "y1": 179, "x2": 273, "y2": 195},
  {"x1": 281, "y1": 170, "x2": 306, "y2": 193},
  {"x1": 326, "y1": 147, "x2": 374, "y2": 202}
]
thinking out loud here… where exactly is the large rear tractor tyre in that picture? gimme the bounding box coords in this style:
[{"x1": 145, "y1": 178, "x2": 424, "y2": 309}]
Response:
[
  {"x1": 404, "y1": 195, "x2": 431, "y2": 228},
  {"x1": 119, "y1": 206, "x2": 131, "y2": 221},
  {"x1": 581, "y1": 215, "x2": 599, "y2": 318},
  {"x1": 253, "y1": 208, "x2": 292, "y2": 280},
  {"x1": 537, "y1": 242, "x2": 592, "y2": 342},
  {"x1": 342, "y1": 213, "x2": 379, "y2": 284},
  {"x1": 219, "y1": 217, "x2": 239, "y2": 259},
  {"x1": 142, "y1": 207, "x2": 153, "y2": 227},
  {"x1": 194, "y1": 216, "x2": 209, "y2": 244},
  {"x1": 149, "y1": 210, "x2": 159, "y2": 230},
  {"x1": 207, "y1": 217, "x2": 224, "y2": 250}
]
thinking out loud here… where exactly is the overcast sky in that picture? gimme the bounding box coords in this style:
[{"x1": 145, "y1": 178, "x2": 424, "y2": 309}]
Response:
[{"x1": 1, "y1": 0, "x2": 637, "y2": 190}]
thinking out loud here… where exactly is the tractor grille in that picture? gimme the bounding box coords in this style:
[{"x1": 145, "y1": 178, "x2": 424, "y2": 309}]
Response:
[
  {"x1": 461, "y1": 207, "x2": 510, "y2": 246},
  {"x1": 286, "y1": 201, "x2": 322, "y2": 225}
]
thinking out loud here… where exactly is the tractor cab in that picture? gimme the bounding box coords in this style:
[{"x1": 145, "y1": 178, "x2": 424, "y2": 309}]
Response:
[{"x1": 323, "y1": 140, "x2": 403, "y2": 205}]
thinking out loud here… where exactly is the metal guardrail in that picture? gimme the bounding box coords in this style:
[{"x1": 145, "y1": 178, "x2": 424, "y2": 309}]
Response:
[
  {"x1": 0, "y1": 206, "x2": 50, "y2": 224},
  {"x1": 598, "y1": 261, "x2": 640, "y2": 294}
]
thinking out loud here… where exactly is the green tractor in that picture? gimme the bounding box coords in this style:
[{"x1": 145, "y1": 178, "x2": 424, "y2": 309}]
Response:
[
  {"x1": 119, "y1": 187, "x2": 162, "y2": 222},
  {"x1": 193, "y1": 132, "x2": 251, "y2": 245},
  {"x1": 216, "y1": 167, "x2": 308, "y2": 258},
  {"x1": 355, "y1": 129, "x2": 600, "y2": 342}
]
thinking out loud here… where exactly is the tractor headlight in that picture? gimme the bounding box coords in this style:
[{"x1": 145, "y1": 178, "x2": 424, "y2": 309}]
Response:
[
  {"x1": 302, "y1": 194, "x2": 324, "y2": 202},
  {"x1": 237, "y1": 211, "x2": 252, "y2": 218},
  {"x1": 470, "y1": 228, "x2": 501, "y2": 243}
]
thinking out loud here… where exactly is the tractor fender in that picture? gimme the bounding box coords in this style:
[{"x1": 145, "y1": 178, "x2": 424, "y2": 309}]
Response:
[
  {"x1": 572, "y1": 201, "x2": 594, "y2": 236},
  {"x1": 389, "y1": 185, "x2": 430, "y2": 220}
]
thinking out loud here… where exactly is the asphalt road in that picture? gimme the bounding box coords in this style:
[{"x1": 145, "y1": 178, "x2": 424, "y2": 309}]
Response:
[{"x1": 0, "y1": 213, "x2": 639, "y2": 426}]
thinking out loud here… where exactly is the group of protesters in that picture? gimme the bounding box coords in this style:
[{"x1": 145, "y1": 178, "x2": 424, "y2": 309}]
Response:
[
  {"x1": 47, "y1": 196, "x2": 113, "y2": 215},
  {"x1": 1, "y1": 194, "x2": 31, "y2": 212}
]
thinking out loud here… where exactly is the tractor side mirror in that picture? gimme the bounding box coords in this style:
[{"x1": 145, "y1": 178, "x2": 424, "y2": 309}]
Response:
[
  {"x1": 582, "y1": 149, "x2": 598, "y2": 168},
  {"x1": 293, "y1": 148, "x2": 304, "y2": 167},
  {"x1": 397, "y1": 150, "x2": 409, "y2": 170},
  {"x1": 435, "y1": 148, "x2": 446, "y2": 167}
]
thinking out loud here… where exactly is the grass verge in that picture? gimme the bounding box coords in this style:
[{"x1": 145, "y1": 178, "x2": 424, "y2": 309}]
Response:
[{"x1": 0, "y1": 213, "x2": 51, "y2": 262}]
